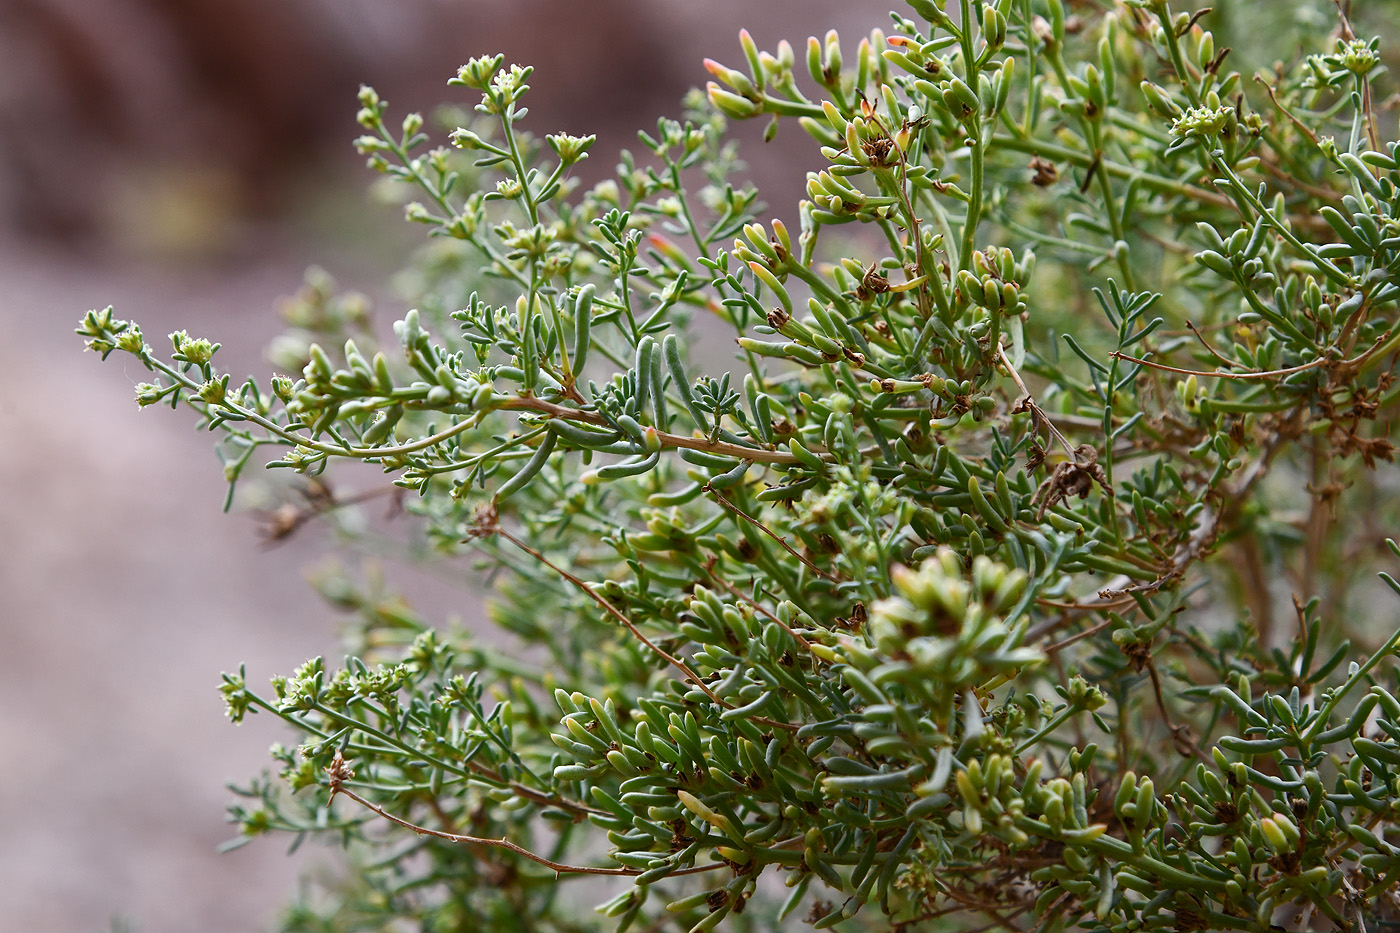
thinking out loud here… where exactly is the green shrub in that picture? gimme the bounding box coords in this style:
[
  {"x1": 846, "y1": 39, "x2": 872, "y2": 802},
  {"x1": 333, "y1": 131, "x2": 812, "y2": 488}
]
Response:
[{"x1": 80, "y1": 0, "x2": 1400, "y2": 929}]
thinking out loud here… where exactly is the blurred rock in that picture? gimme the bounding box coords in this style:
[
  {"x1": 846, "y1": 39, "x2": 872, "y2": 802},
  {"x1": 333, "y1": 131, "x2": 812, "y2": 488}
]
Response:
[{"x1": 0, "y1": 0, "x2": 886, "y2": 253}]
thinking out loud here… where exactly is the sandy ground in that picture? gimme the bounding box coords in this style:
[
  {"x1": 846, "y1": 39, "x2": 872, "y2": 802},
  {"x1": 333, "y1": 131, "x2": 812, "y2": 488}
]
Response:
[{"x1": 0, "y1": 236, "x2": 363, "y2": 931}]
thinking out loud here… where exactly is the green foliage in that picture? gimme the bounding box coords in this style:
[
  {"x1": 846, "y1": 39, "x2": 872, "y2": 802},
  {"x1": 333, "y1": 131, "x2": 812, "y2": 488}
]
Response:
[{"x1": 79, "y1": 0, "x2": 1400, "y2": 929}]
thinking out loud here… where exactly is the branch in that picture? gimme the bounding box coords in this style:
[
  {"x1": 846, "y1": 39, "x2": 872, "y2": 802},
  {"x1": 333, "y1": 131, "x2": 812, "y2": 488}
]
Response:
[
  {"x1": 492, "y1": 525, "x2": 724, "y2": 706},
  {"x1": 706, "y1": 486, "x2": 839, "y2": 582},
  {"x1": 325, "y1": 752, "x2": 722, "y2": 878},
  {"x1": 1107, "y1": 351, "x2": 1328, "y2": 381},
  {"x1": 997, "y1": 343, "x2": 1077, "y2": 458},
  {"x1": 503, "y1": 396, "x2": 807, "y2": 465}
]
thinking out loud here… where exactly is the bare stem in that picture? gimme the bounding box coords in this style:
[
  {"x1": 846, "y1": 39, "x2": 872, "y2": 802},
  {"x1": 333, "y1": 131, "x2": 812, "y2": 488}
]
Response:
[
  {"x1": 1108, "y1": 351, "x2": 1328, "y2": 381},
  {"x1": 325, "y1": 753, "x2": 721, "y2": 878},
  {"x1": 494, "y1": 527, "x2": 722, "y2": 705},
  {"x1": 707, "y1": 486, "x2": 838, "y2": 582}
]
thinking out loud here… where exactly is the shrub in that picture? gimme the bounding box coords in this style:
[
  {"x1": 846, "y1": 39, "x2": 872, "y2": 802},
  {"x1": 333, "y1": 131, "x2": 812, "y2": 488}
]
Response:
[{"x1": 79, "y1": 0, "x2": 1400, "y2": 929}]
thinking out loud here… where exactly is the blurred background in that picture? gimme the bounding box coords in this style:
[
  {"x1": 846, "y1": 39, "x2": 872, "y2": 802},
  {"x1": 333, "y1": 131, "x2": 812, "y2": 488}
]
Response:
[{"x1": 0, "y1": 0, "x2": 888, "y2": 929}]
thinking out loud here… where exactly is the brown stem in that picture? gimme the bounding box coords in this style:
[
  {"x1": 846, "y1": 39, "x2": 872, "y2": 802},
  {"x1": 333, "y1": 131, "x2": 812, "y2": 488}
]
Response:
[
  {"x1": 1030, "y1": 407, "x2": 1300, "y2": 635},
  {"x1": 1043, "y1": 617, "x2": 1115, "y2": 654},
  {"x1": 259, "y1": 483, "x2": 400, "y2": 545},
  {"x1": 500, "y1": 396, "x2": 805, "y2": 465},
  {"x1": 1335, "y1": 293, "x2": 1376, "y2": 359},
  {"x1": 997, "y1": 344, "x2": 1076, "y2": 458},
  {"x1": 704, "y1": 569, "x2": 816, "y2": 655},
  {"x1": 707, "y1": 486, "x2": 838, "y2": 582},
  {"x1": 1146, "y1": 660, "x2": 1211, "y2": 763},
  {"x1": 495, "y1": 527, "x2": 722, "y2": 705},
  {"x1": 1184, "y1": 320, "x2": 1242, "y2": 369},
  {"x1": 1237, "y1": 533, "x2": 1276, "y2": 648},
  {"x1": 1256, "y1": 75, "x2": 1321, "y2": 146},
  {"x1": 1027, "y1": 499, "x2": 1220, "y2": 638},
  {"x1": 493, "y1": 525, "x2": 798, "y2": 732},
  {"x1": 1108, "y1": 351, "x2": 1328, "y2": 381},
  {"x1": 1330, "y1": 0, "x2": 1382, "y2": 152},
  {"x1": 326, "y1": 756, "x2": 723, "y2": 878}
]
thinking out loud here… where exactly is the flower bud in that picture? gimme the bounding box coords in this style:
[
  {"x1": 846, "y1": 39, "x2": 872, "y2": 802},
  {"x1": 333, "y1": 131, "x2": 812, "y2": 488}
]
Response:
[{"x1": 707, "y1": 82, "x2": 761, "y2": 119}]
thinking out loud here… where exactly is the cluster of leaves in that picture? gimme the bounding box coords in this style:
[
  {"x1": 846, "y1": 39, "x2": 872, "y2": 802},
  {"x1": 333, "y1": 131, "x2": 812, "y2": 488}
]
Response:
[{"x1": 79, "y1": 0, "x2": 1400, "y2": 929}]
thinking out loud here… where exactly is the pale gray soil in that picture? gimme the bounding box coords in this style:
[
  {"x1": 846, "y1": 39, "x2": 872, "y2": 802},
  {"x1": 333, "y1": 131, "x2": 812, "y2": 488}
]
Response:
[{"x1": 0, "y1": 237, "x2": 349, "y2": 931}]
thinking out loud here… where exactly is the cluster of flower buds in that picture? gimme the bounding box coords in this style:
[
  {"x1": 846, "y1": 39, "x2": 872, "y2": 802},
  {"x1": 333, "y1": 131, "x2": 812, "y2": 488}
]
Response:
[
  {"x1": 805, "y1": 169, "x2": 898, "y2": 223},
  {"x1": 898, "y1": 53, "x2": 1015, "y2": 133},
  {"x1": 957, "y1": 245, "x2": 1031, "y2": 316},
  {"x1": 840, "y1": 550, "x2": 1037, "y2": 718},
  {"x1": 952, "y1": 752, "x2": 1025, "y2": 838},
  {"x1": 1304, "y1": 37, "x2": 1383, "y2": 88}
]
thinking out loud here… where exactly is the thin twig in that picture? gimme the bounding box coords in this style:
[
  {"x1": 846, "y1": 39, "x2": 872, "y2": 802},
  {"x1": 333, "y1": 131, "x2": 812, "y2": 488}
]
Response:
[
  {"x1": 488, "y1": 520, "x2": 797, "y2": 732},
  {"x1": 1256, "y1": 75, "x2": 1322, "y2": 146},
  {"x1": 1331, "y1": 0, "x2": 1382, "y2": 152},
  {"x1": 494, "y1": 527, "x2": 722, "y2": 705},
  {"x1": 935, "y1": 882, "x2": 1029, "y2": 932},
  {"x1": 1146, "y1": 660, "x2": 1211, "y2": 763},
  {"x1": 1184, "y1": 321, "x2": 1242, "y2": 369},
  {"x1": 707, "y1": 486, "x2": 838, "y2": 582},
  {"x1": 1042, "y1": 617, "x2": 1115, "y2": 653},
  {"x1": 1026, "y1": 502, "x2": 1219, "y2": 637},
  {"x1": 1108, "y1": 350, "x2": 1328, "y2": 381},
  {"x1": 997, "y1": 343, "x2": 1076, "y2": 458},
  {"x1": 1029, "y1": 406, "x2": 1299, "y2": 633},
  {"x1": 259, "y1": 483, "x2": 400, "y2": 545},
  {"x1": 325, "y1": 753, "x2": 723, "y2": 878},
  {"x1": 704, "y1": 568, "x2": 816, "y2": 654}
]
